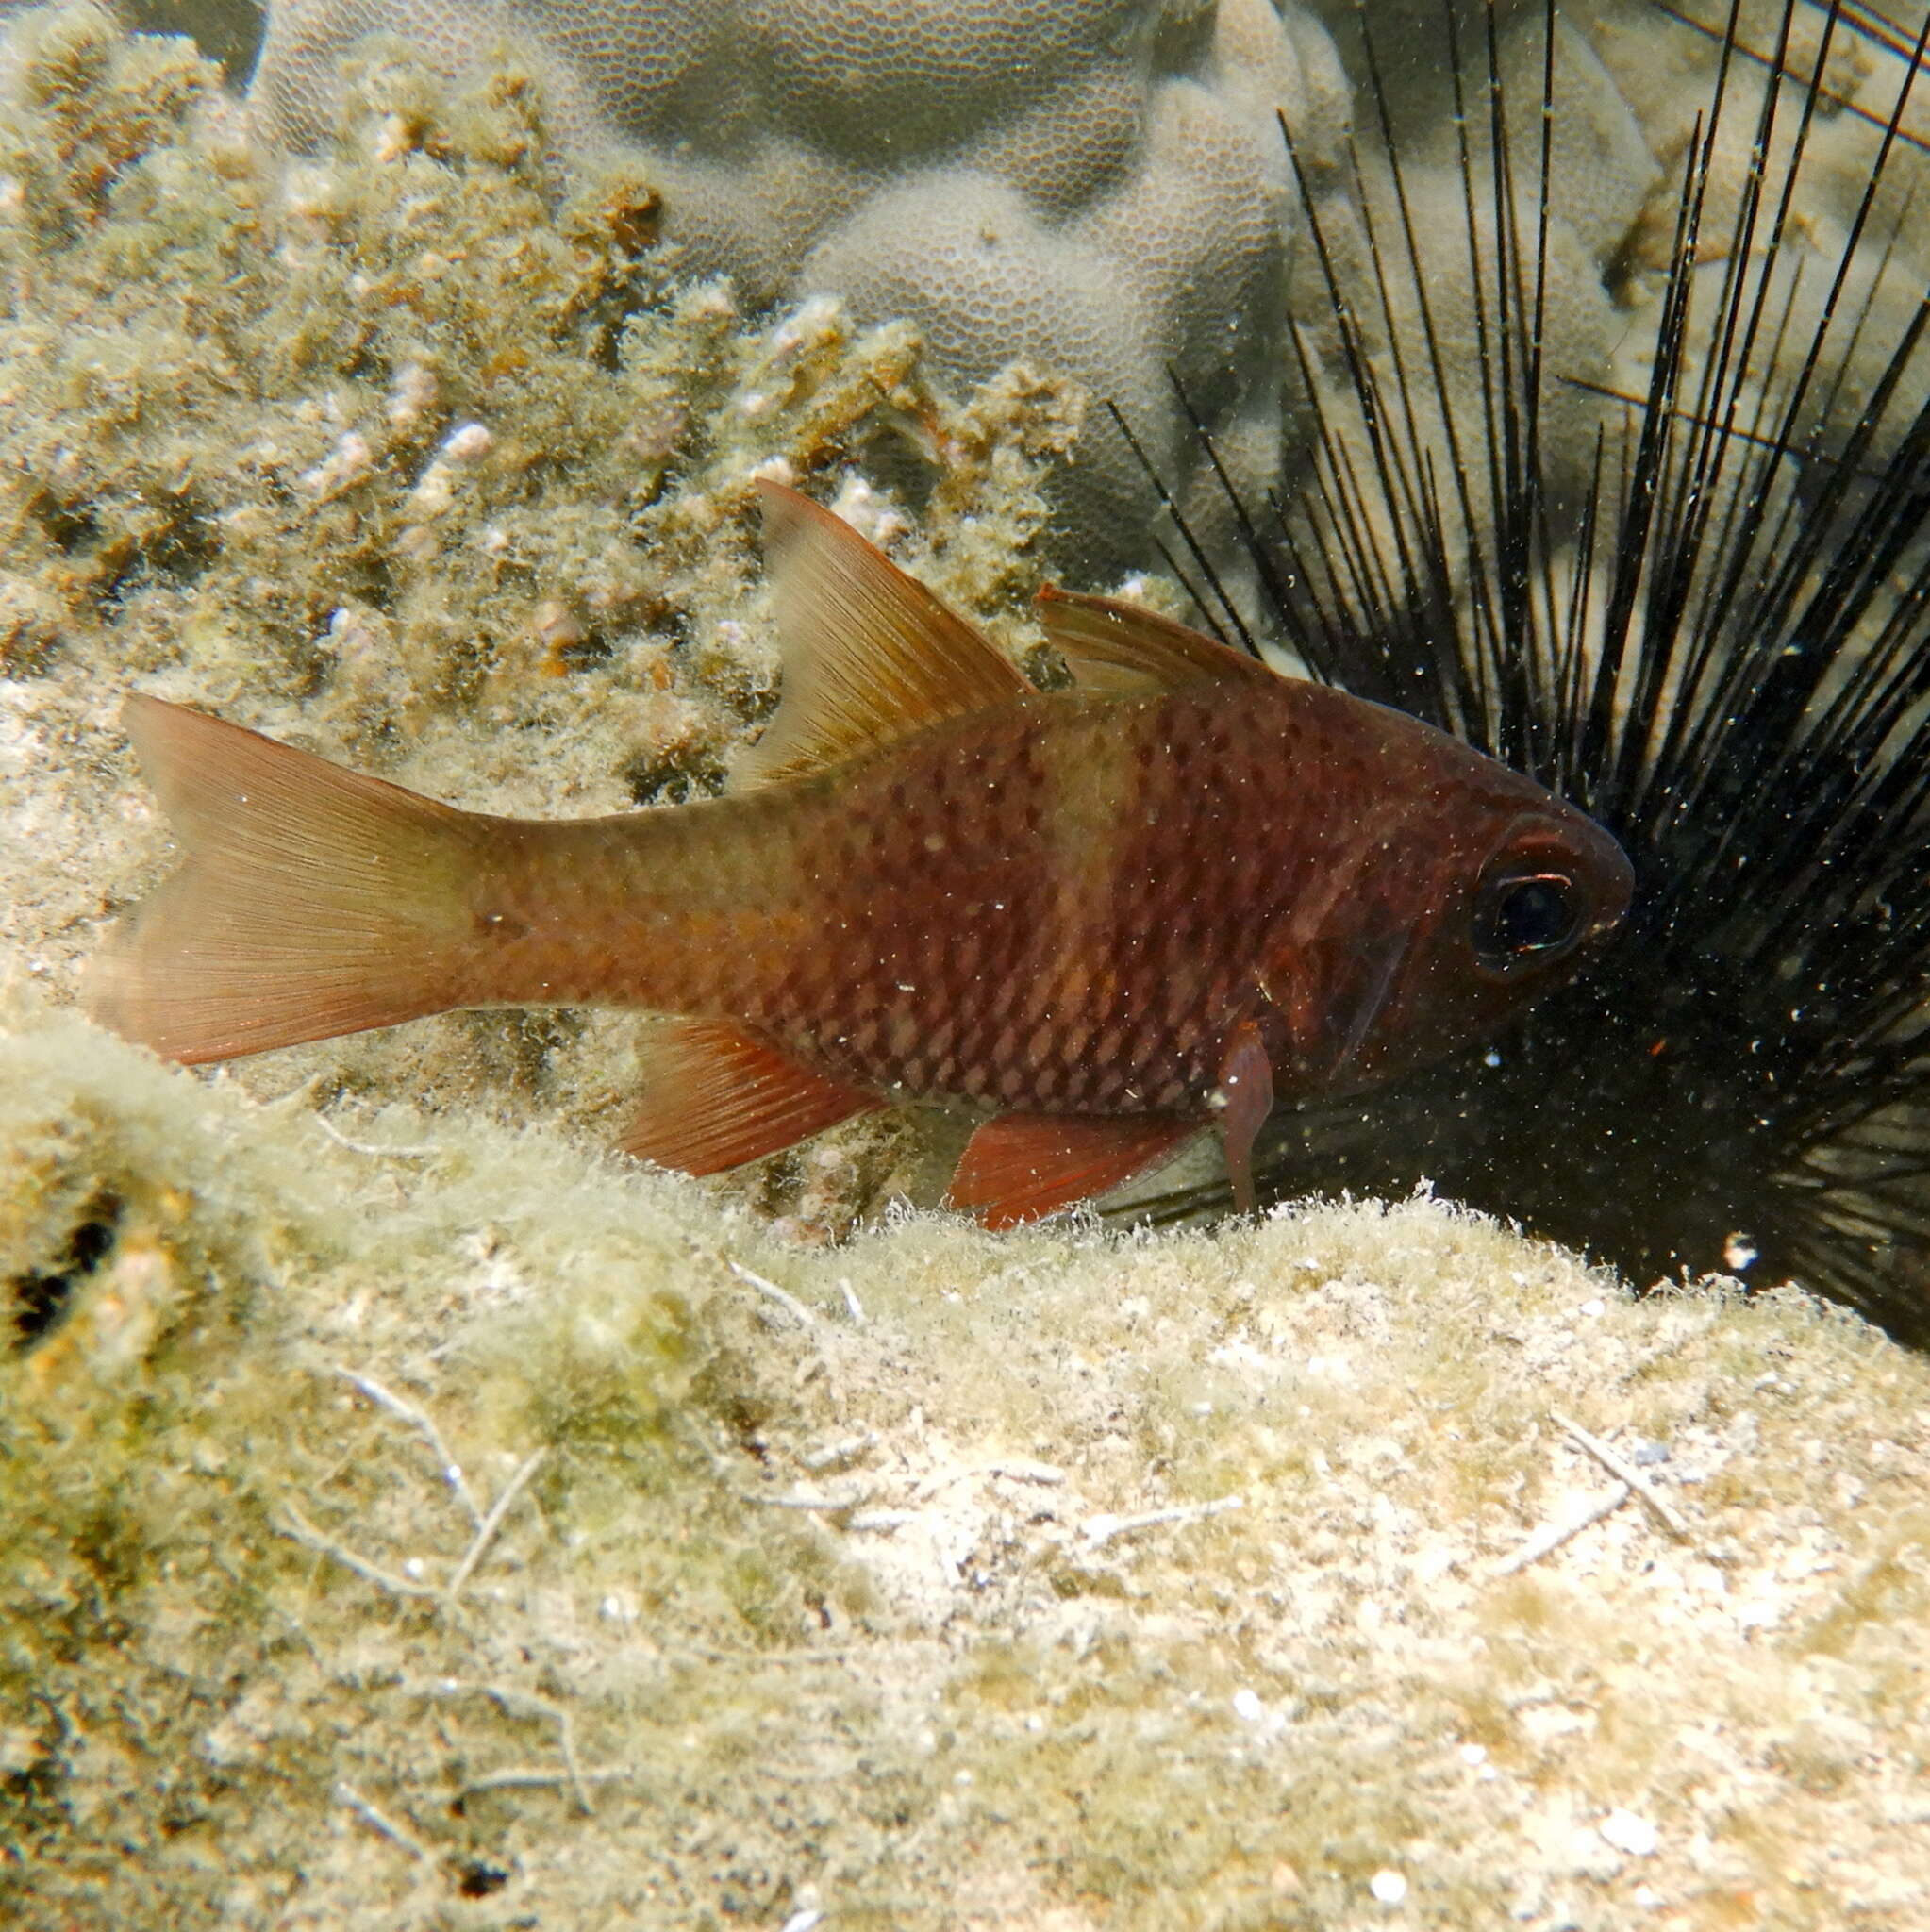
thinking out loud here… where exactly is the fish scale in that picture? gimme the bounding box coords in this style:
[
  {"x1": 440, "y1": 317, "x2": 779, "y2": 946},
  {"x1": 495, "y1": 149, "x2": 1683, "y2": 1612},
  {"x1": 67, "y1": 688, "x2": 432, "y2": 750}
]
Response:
[{"x1": 731, "y1": 695, "x2": 1265, "y2": 1113}]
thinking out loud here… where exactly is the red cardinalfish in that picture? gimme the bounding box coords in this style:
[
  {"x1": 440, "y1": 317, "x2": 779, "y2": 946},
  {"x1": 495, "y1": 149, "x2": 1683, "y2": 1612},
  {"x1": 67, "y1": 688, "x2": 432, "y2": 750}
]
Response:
[{"x1": 87, "y1": 481, "x2": 1632, "y2": 1227}]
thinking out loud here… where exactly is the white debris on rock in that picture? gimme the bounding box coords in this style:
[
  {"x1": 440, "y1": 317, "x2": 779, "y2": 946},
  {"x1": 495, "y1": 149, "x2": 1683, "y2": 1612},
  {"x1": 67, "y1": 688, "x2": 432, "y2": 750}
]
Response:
[
  {"x1": 1369, "y1": 1868, "x2": 1408, "y2": 1905},
  {"x1": 1599, "y1": 1807, "x2": 1661, "y2": 1857}
]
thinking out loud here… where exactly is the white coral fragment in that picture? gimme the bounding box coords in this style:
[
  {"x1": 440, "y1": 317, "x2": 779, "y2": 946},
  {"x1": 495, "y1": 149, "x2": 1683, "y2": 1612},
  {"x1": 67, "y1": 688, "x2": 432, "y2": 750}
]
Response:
[
  {"x1": 1598, "y1": 1808, "x2": 1661, "y2": 1857},
  {"x1": 827, "y1": 475, "x2": 907, "y2": 549},
  {"x1": 299, "y1": 430, "x2": 374, "y2": 499},
  {"x1": 440, "y1": 421, "x2": 493, "y2": 461},
  {"x1": 386, "y1": 360, "x2": 439, "y2": 428},
  {"x1": 408, "y1": 464, "x2": 453, "y2": 515}
]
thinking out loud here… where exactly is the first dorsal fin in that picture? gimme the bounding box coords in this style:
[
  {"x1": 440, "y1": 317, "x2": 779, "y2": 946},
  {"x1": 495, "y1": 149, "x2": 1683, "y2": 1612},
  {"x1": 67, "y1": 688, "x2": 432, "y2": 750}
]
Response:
[
  {"x1": 731, "y1": 482, "x2": 1033, "y2": 791},
  {"x1": 1035, "y1": 586, "x2": 1275, "y2": 696}
]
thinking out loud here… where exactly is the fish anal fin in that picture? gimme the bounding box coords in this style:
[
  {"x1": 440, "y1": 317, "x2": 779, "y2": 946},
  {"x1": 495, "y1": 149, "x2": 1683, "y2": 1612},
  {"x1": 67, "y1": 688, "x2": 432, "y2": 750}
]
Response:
[
  {"x1": 945, "y1": 1112, "x2": 1201, "y2": 1230},
  {"x1": 1036, "y1": 586, "x2": 1275, "y2": 696},
  {"x1": 731, "y1": 481, "x2": 1033, "y2": 792},
  {"x1": 620, "y1": 1020, "x2": 882, "y2": 1175}
]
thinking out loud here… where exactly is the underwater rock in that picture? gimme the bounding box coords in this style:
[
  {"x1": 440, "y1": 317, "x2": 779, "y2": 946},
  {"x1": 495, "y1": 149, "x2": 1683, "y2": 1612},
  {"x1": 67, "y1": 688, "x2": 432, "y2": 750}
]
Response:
[
  {"x1": 247, "y1": 0, "x2": 1355, "y2": 572},
  {"x1": 5, "y1": 996, "x2": 1930, "y2": 1924},
  {"x1": 0, "y1": 0, "x2": 1084, "y2": 1196}
]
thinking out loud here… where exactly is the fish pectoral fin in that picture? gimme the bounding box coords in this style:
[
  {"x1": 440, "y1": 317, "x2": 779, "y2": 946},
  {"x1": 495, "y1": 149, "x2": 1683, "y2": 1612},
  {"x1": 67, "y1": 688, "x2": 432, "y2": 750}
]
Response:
[
  {"x1": 1034, "y1": 587, "x2": 1275, "y2": 696},
  {"x1": 730, "y1": 481, "x2": 1033, "y2": 792},
  {"x1": 1261, "y1": 922, "x2": 1412, "y2": 1087},
  {"x1": 619, "y1": 1020, "x2": 883, "y2": 1175},
  {"x1": 945, "y1": 1112, "x2": 1201, "y2": 1230},
  {"x1": 1214, "y1": 1019, "x2": 1275, "y2": 1216}
]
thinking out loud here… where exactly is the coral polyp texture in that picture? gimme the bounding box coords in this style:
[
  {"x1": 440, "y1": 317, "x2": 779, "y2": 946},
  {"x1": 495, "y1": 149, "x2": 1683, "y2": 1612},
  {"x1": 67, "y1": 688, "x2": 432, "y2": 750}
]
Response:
[{"x1": 249, "y1": 0, "x2": 1353, "y2": 569}]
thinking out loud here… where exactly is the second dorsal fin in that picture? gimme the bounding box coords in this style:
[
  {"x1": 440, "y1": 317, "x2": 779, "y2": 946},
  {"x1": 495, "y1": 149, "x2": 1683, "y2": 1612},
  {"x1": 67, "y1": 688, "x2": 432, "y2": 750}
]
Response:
[
  {"x1": 1035, "y1": 586, "x2": 1275, "y2": 696},
  {"x1": 731, "y1": 482, "x2": 1034, "y2": 791}
]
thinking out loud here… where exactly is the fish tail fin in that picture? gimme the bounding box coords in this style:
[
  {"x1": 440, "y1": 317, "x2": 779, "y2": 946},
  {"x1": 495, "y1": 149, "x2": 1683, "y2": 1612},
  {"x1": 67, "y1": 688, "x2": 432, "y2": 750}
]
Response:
[{"x1": 88, "y1": 695, "x2": 487, "y2": 1064}]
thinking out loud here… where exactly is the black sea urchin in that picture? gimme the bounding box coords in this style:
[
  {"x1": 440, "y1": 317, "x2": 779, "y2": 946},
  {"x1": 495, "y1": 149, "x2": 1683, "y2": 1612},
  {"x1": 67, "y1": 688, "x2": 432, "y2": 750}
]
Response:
[{"x1": 1122, "y1": 0, "x2": 1930, "y2": 1344}]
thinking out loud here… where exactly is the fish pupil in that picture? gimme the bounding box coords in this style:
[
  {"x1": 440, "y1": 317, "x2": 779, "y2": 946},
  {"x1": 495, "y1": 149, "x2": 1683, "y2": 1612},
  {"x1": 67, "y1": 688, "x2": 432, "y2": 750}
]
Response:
[{"x1": 1475, "y1": 872, "x2": 1580, "y2": 967}]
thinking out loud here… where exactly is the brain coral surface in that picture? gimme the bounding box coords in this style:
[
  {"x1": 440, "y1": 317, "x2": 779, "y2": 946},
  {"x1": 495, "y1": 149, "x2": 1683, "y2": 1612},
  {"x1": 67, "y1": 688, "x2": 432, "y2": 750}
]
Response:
[{"x1": 250, "y1": 0, "x2": 1352, "y2": 570}]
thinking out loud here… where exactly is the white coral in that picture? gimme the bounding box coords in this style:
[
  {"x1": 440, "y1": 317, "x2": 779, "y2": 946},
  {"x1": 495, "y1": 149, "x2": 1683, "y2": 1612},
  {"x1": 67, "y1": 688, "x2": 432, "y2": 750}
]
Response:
[{"x1": 249, "y1": 0, "x2": 1355, "y2": 570}]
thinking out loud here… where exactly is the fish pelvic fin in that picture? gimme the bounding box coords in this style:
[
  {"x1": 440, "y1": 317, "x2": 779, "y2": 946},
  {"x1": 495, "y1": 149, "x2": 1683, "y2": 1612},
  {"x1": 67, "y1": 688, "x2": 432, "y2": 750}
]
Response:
[
  {"x1": 946, "y1": 1112, "x2": 1201, "y2": 1230},
  {"x1": 620, "y1": 1020, "x2": 883, "y2": 1174},
  {"x1": 731, "y1": 480, "x2": 1033, "y2": 792},
  {"x1": 88, "y1": 695, "x2": 485, "y2": 1064}
]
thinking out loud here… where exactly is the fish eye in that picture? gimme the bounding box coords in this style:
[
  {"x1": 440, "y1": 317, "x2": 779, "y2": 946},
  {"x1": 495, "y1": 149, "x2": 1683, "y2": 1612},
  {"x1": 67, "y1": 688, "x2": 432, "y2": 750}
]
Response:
[{"x1": 1472, "y1": 866, "x2": 1585, "y2": 974}]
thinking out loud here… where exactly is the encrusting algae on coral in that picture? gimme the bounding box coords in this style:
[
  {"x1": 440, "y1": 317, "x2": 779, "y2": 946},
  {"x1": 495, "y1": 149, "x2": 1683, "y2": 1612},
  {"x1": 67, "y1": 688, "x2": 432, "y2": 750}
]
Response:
[{"x1": 88, "y1": 482, "x2": 1629, "y2": 1224}]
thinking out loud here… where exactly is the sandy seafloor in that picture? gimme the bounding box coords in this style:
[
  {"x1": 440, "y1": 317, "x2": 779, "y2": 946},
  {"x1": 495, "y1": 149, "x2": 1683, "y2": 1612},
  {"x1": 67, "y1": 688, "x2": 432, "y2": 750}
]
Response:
[{"x1": 2, "y1": 5, "x2": 1929, "y2": 1928}]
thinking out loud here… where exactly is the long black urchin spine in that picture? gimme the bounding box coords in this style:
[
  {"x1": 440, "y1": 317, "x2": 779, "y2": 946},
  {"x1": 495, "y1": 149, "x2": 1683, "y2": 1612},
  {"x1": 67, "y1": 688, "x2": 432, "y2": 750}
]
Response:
[{"x1": 1126, "y1": 0, "x2": 1930, "y2": 1343}]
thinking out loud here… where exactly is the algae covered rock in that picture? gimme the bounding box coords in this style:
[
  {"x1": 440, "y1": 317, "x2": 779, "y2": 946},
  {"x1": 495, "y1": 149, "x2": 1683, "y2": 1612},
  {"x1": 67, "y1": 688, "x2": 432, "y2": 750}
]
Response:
[
  {"x1": 5, "y1": 994, "x2": 1930, "y2": 1926},
  {"x1": 0, "y1": 0, "x2": 1081, "y2": 1197}
]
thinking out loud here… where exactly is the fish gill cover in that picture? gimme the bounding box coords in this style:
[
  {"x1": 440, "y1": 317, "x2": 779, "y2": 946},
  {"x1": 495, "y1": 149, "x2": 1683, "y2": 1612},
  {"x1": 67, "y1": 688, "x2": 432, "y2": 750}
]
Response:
[{"x1": 0, "y1": 2, "x2": 1928, "y2": 1928}]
